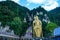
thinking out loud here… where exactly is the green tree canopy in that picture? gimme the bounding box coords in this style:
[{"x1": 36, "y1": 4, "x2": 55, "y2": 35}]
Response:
[
  {"x1": 46, "y1": 22, "x2": 58, "y2": 32},
  {"x1": 45, "y1": 22, "x2": 58, "y2": 36},
  {"x1": 10, "y1": 17, "x2": 22, "y2": 35},
  {"x1": 0, "y1": 1, "x2": 29, "y2": 36}
]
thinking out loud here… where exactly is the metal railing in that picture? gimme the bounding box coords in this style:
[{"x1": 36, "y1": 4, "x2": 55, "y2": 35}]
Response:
[
  {"x1": 20, "y1": 36, "x2": 60, "y2": 40},
  {"x1": 0, "y1": 36, "x2": 60, "y2": 40}
]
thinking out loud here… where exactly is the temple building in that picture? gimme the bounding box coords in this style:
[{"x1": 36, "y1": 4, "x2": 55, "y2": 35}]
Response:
[{"x1": 0, "y1": 22, "x2": 19, "y2": 40}]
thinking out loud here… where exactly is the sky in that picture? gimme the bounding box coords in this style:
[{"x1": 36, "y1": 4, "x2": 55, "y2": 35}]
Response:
[{"x1": 0, "y1": 0, "x2": 60, "y2": 11}]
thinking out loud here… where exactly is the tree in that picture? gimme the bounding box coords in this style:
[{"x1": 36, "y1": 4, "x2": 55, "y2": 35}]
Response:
[
  {"x1": 10, "y1": 17, "x2": 28, "y2": 36},
  {"x1": 10, "y1": 17, "x2": 23, "y2": 35},
  {"x1": 0, "y1": 1, "x2": 29, "y2": 36},
  {"x1": 45, "y1": 22, "x2": 58, "y2": 36}
]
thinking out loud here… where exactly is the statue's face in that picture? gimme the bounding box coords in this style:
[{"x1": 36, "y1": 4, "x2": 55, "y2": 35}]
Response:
[
  {"x1": 34, "y1": 16, "x2": 38, "y2": 20},
  {"x1": 34, "y1": 17, "x2": 36, "y2": 20}
]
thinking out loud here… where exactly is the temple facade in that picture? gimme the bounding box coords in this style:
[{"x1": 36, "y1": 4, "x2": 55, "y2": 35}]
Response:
[{"x1": 0, "y1": 22, "x2": 19, "y2": 40}]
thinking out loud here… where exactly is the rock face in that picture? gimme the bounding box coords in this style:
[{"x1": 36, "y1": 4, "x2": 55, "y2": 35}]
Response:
[{"x1": 33, "y1": 15, "x2": 43, "y2": 38}]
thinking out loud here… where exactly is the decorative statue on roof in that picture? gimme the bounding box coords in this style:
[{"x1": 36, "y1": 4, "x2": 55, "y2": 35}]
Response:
[{"x1": 33, "y1": 15, "x2": 43, "y2": 38}]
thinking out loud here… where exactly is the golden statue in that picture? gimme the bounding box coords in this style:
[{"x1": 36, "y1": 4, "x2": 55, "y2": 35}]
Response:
[{"x1": 33, "y1": 15, "x2": 43, "y2": 37}]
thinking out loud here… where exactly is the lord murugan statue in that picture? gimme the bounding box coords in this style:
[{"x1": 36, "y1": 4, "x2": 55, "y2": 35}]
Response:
[{"x1": 33, "y1": 15, "x2": 43, "y2": 38}]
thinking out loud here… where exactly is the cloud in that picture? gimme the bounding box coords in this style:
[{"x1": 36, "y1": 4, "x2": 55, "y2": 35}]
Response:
[
  {"x1": 27, "y1": 0, "x2": 59, "y2": 11},
  {"x1": 26, "y1": 3, "x2": 30, "y2": 6},
  {"x1": 12, "y1": 0, "x2": 20, "y2": 4},
  {"x1": 42, "y1": 1, "x2": 59, "y2": 11},
  {"x1": 27, "y1": 0, "x2": 46, "y2": 4},
  {"x1": 0, "y1": 0, "x2": 5, "y2": 1}
]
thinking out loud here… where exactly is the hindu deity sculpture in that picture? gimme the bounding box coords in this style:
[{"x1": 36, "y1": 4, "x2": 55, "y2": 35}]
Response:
[{"x1": 33, "y1": 15, "x2": 43, "y2": 37}]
